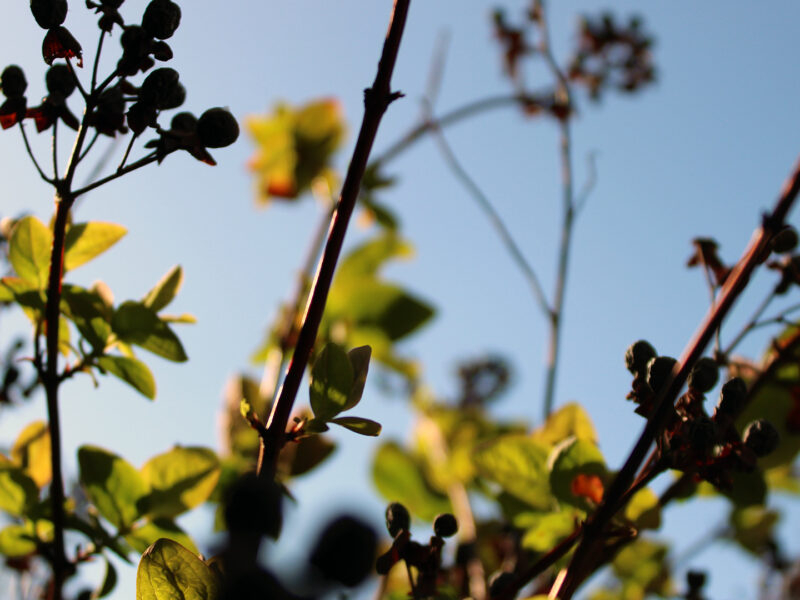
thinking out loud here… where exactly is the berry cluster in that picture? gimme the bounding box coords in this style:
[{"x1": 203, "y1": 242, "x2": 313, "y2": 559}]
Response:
[
  {"x1": 625, "y1": 340, "x2": 780, "y2": 492},
  {"x1": 0, "y1": 0, "x2": 238, "y2": 169},
  {"x1": 376, "y1": 502, "x2": 459, "y2": 596}
]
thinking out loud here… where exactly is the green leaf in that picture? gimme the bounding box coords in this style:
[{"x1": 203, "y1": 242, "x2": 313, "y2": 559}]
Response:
[
  {"x1": 97, "y1": 355, "x2": 156, "y2": 399},
  {"x1": 721, "y1": 469, "x2": 767, "y2": 508},
  {"x1": 0, "y1": 522, "x2": 37, "y2": 557},
  {"x1": 136, "y1": 538, "x2": 220, "y2": 600},
  {"x1": 126, "y1": 519, "x2": 199, "y2": 555},
  {"x1": 548, "y1": 438, "x2": 607, "y2": 511},
  {"x1": 624, "y1": 488, "x2": 661, "y2": 530},
  {"x1": 112, "y1": 301, "x2": 188, "y2": 362},
  {"x1": 335, "y1": 233, "x2": 414, "y2": 284},
  {"x1": 140, "y1": 447, "x2": 220, "y2": 518},
  {"x1": 531, "y1": 402, "x2": 598, "y2": 447},
  {"x1": 95, "y1": 556, "x2": 118, "y2": 598},
  {"x1": 310, "y1": 343, "x2": 354, "y2": 421},
  {"x1": 78, "y1": 445, "x2": 149, "y2": 529},
  {"x1": 61, "y1": 285, "x2": 112, "y2": 352},
  {"x1": 0, "y1": 465, "x2": 39, "y2": 517},
  {"x1": 515, "y1": 510, "x2": 577, "y2": 552},
  {"x1": 280, "y1": 434, "x2": 336, "y2": 477},
  {"x1": 11, "y1": 421, "x2": 51, "y2": 488},
  {"x1": 331, "y1": 416, "x2": 382, "y2": 436},
  {"x1": 473, "y1": 435, "x2": 553, "y2": 510},
  {"x1": 63, "y1": 222, "x2": 127, "y2": 271},
  {"x1": 736, "y1": 378, "x2": 800, "y2": 469},
  {"x1": 372, "y1": 442, "x2": 450, "y2": 521},
  {"x1": 143, "y1": 265, "x2": 184, "y2": 313},
  {"x1": 611, "y1": 538, "x2": 672, "y2": 595},
  {"x1": 346, "y1": 345, "x2": 371, "y2": 410},
  {"x1": 8, "y1": 216, "x2": 52, "y2": 289},
  {"x1": 730, "y1": 506, "x2": 779, "y2": 555}
]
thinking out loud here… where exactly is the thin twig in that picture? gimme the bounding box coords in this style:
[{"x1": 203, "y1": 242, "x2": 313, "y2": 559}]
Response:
[
  {"x1": 71, "y1": 151, "x2": 160, "y2": 198},
  {"x1": 722, "y1": 286, "x2": 777, "y2": 358},
  {"x1": 427, "y1": 116, "x2": 550, "y2": 319},
  {"x1": 18, "y1": 123, "x2": 53, "y2": 183},
  {"x1": 256, "y1": 0, "x2": 413, "y2": 481},
  {"x1": 91, "y1": 30, "x2": 106, "y2": 93},
  {"x1": 554, "y1": 153, "x2": 800, "y2": 599},
  {"x1": 51, "y1": 121, "x2": 59, "y2": 180}
]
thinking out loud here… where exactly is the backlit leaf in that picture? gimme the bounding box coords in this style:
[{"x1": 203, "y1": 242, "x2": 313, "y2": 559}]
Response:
[
  {"x1": 142, "y1": 265, "x2": 184, "y2": 313},
  {"x1": 0, "y1": 465, "x2": 38, "y2": 517},
  {"x1": 331, "y1": 416, "x2": 382, "y2": 436},
  {"x1": 8, "y1": 216, "x2": 52, "y2": 288},
  {"x1": 549, "y1": 437, "x2": 607, "y2": 511},
  {"x1": 61, "y1": 285, "x2": 112, "y2": 352},
  {"x1": 112, "y1": 301, "x2": 187, "y2": 362},
  {"x1": 136, "y1": 538, "x2": 220, "y2": 600},
  {"x1": 532, "y1": 402, "x2": 597, "y2": 447},
  {"x1": 140, "y1": 447, "x2": 220, "y2": 518},
  {"x1": 624, "y1": 488, "x2": 661, "y2": 530},
  {"x1": 372, "y1": 442, "x2": 450, "y2": 521},
  {"x1": 473, "y1": 435, "x2": 553, "y2": 510},
  {"x1": 0, "y1": 522, "x2": 37, "y2": 557},
  {"x1": 346, "y1": 345, "x2": 371, "y2": 410},
  {"x1": 97, "y1": 355, "x2": 156, "y2": 399},
  {"x1": 126, "y1": 519, "x2": 198, "y2": 555},
  {"x1": 515, "y1": 510, "x2": 577, "y2": 552},
  {"x1": 95, "y1": 557, "x2": 118, "y2": 598},
  {"x1": 310, "y1": 343, "x2": 353, "y2": 421},
  {"x1": 78, "y1": 445, "x2": 149, "y2": 529},
  {"x1": 63, "y1": 222, "x2": 127, "y2": 271},
  {"x1": 730, "y1": 506, "x2": 779, "y2": 555},
  {"x1": 11, "y1": 421, "x2": 51, "y2": 488}
]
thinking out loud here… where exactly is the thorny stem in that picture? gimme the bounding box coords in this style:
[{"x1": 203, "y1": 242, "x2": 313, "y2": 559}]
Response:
[
  {"x1": 256, "y1": 0, "x2": 413, "y2": 481},
  {"x1": 428, "y1": 119, "x2": 550, "y2": 319},
  {"x1": 553, "y1": 154, "x2": 800, "y2": 600}
]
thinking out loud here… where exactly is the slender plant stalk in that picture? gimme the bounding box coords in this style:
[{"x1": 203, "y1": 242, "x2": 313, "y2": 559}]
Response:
[
  {"x1": 553, "y1": 154, "x2": 800, "y2": 600},
  {"x1": 256, "y1": 0, "x2": 413, "y2": 480}
]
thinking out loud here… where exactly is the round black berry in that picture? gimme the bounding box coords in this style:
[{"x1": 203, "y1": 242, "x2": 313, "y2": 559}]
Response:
[
  {"x1": 197, "y1": 107, "x2": 239, "y2": 148},
  {"x1": 772, "y1": 227, "x2": 799, "y2": 254},
  {"x1": 1, "y1": 66, "x2": 27, "y2": 99},
  {"x1": 171, "y1": 111, "x2": 197, "y2": 132},
  {"x1": 687, "y1": 357, "x2": 719, "y2": 394},
  {"x1": 686, "y1": 570, "x2": 706, "y2": 591},
  {"x1": 30, "y1": 0, "x2": 68, "y2": 30},
  {"x1": 433, "y1": 513, "x2": 458, "y2": 538},
  {"x1": 385, "y1": 502, "x2": 410, "y2": 538},
  {"x1": 688, "y1": 415, "x2": 716, "y2": 453},
  {"x1": 142, "y1": 0, "x2": 182, "y2": 40},
  {"x1": 45, "y1": 64, "x2": 75, "y2": 98},
  {"x1": 625, "y1": 340, "x2": 657, "y2": 376},
  {"x1": 139, "y1": 68, "x2": 184, "y2": 110},
  {"x1": 646, "y1": 356, "x2": 677, "y2": 393},
  {"x1": 309, "y1": 515, "x2": 377, "y2": 587},
  {"x1": 716, "y1": 377, "x2": 747, "y2": 416},
  {"x1": 743, "y1": 419, "x2": 779, "y2": 458}
]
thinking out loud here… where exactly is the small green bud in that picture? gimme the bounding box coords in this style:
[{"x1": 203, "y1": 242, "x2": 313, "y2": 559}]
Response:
[
  {"x1": 433, "y1": 513, "x2": 458, "y2": 538},
  {"x1": 646, "y1": 356, "x2": 677, "y2": 393},
  {"x1": 625, "y1": 340, "x2": 657, "y2": 376},
  {"x1": 385, "y1": 502, "x2": 410, "y2": 538},
  {"x1": 743, "y1": 419, "x2": 779, "y2": 458},
  {"x1": 687, "y1": 357, "x2": 719, "y2": 394}
]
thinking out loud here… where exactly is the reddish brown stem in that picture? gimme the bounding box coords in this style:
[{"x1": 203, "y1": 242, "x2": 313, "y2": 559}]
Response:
[
  {"x1": 554, "y1": 154, "x2": 800, "y2": 599},
  {"x1": 256, "y1": 0, "x2": 412, "y2": 481}
]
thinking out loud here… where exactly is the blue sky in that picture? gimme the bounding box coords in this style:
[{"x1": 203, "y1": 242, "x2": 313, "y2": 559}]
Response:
[{"x1": 2, "y1": 1, "x2": 800, "y2": 598}]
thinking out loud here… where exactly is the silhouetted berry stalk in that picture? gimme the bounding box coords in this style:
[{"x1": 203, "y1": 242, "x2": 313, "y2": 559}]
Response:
[
  {"x1": 256, "y1": 0, "x2": 413, "y2": 480},
  {"x1": 553, "y1": 154, "x2": 800, "y2": 600}
]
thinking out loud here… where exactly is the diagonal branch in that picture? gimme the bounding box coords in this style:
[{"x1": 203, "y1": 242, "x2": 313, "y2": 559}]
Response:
[{"x1": 256, "y1": 0, "x2": 413, "y2": 481}]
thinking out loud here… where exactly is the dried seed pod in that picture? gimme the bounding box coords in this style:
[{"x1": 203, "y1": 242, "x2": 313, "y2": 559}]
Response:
[
  {"x1": 687, "y1": 357, "x2": 719, "y2": 393},
  {"x1": 197, "y1": 107, "x2": 239, "y2": 148},
  {"x1": 385, "y1": 502, "x2": 410, "y2": 538},
  {"x1": 743, "y1": 419, "x2": 779, "y2": 458},
  {"x1": 1, "y1": 66, "x2": 27, "y2": 98},
  {"x1": 433, "y1": 513, "x2": 458, "y2": 538},
  {"x1": 625, "y1": 340, "x2": 657, "y2": 376},
  {"x1": 646, "y1": 356, "x2": 677, "y2": 393},
  {"x1": 30, "y1": 0, "x2": 68, "y2": 30},
  {"x1": 142, "y1": 0, "x2": 182, "y2": 40}
]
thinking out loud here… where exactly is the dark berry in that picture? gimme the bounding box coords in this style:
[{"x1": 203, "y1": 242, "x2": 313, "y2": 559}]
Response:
[
  {"x1": 687, "y1": 357, "x2": 719, "y2": 394},
  {"x1": 625, "y1": 340, "x2": 657, "y2": 376},
  {"x1": 716, "y1": 377, "x2": 747, "y2": 416},
  {"x1": 197, "y1": 107, "x2": 239, "y2": 148},
  {"x1": 101, "y1": 0, "x2": 125, "y2": 8},
  {"x1": 1, "y1": 66, "x2": 27, "y2": 98},
  {"x1": 142, "y1": 0, "x2": 182, "y2": 40},
  {"x1": 126, "y1": 102, "x2": 157, "y2": 135},
  {"x1": 139, "y1": 67, "x2": 183, "y2": 109},
  {"x1": 743, "y1": 419, "x2": 779, "y2": 458},
  {"x1": 309, "y1": 515, "x2": 377, "y2": 587},
  {"x1": 171, "y1": 111, "x2": 197, "y2": 132},
  {"x1": 646, "y1": 356, "x2": 677, "y2": 393},
  {"x1": 223, "y1": 472, "x2": 283, "y2": 539},
  {"x1": 686, "y1": 570, "x2": 706, "y2": 591},
  {"x1": 45, "y1": 64, "x2": 75, "y2": 98},
  {"x1": 772, "y1": 227, "x2": 799, "y2": 254},
  {"x1": 688, "y1": 416, "x2": 716, "y2": 453},
  {"x1": 30, "y1": 0, "x2": 68, "y2": 29},
  {"x1": 433, "y1": 513, "x2": 458, "y2": 538},
  {"x1": 385, "y1": 502, "x2": 410, "y2": 538}
]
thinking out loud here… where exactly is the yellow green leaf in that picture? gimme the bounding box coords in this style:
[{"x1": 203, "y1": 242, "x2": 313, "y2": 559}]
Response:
[{"x1": 11, "y1": 421, "x2": 51, "y2": 488}]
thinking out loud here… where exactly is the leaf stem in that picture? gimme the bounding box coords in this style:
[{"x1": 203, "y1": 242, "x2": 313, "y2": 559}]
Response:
[
  {"x1": 18, "y1": 122, "x2": 53, "y2": 183},
  {"x1": 256, "y1": 0, "x2": 413, "y2": 481}
]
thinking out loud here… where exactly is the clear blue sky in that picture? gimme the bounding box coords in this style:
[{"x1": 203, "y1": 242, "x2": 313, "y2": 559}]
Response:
[{"x1": 2, "y1": 1, "x2": 800, "y2": 598}]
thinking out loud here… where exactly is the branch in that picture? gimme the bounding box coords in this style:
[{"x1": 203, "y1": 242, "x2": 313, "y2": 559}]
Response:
[
  {"x1": 553, "y1": 153, "x2": 800, "y2": 599},
  {"x1": 256, "y1": 0, "x2": 413, "y2": 481}
]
